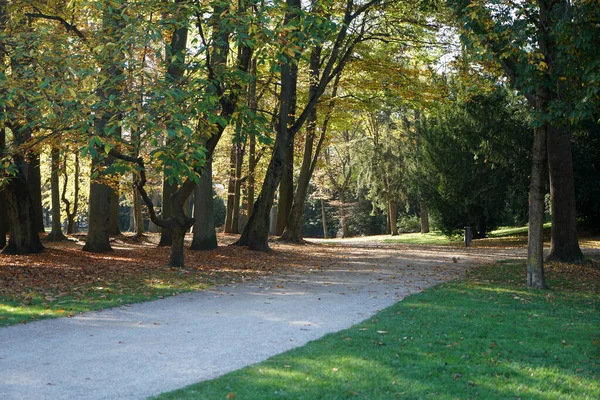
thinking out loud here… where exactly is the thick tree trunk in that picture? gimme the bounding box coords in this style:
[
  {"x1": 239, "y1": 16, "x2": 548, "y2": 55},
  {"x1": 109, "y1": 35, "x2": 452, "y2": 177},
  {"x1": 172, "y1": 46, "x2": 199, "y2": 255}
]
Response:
[
  {"x1": 420, "y1": 202, "x2": 430, "y2": 234},
  {"x1": 276, "y1": 144, "x2": 294, "y2": 235},
  {"x1": 169, "y1": 226, "x2": 186, "y2": 267},
  {"x1": 191, "y1": 161, "x2": 218, "y2": 250},
  {"x1": 246, "y1": 59, "x2": 258, "y2": 219},
  {"x1": 109, "y1": 186, "x2": 121, "y2": 236},
  {"x1": 46, "y1": 147, "x2": 67, "y2": 241},
  {"x1": 27, "y1": 153, "x2": 45, "y2": 233},
  {"x1": 2, "y1": 171, "x2": 44, "y2": 254},
  {"x1": 321, "y1": 199, "x2": 328, "y2": 239},
  {"x1": 83, "y1": 178, "x2": 112, "y2": 252},
  {"x1": 546, "y1": 126, "x2": 583, "y2": 262},
  {"x1": 527, "y1": 125, "x2": 548, "y2": 289},
  {"x1": 158, "y1": 179, "x2": 176, "y2": 246}
]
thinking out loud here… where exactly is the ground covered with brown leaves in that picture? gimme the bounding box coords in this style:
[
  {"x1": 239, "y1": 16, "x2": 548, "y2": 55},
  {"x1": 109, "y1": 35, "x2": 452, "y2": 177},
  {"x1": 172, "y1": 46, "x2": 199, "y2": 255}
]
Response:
[{"x1": 0, "y1": 233, "x2": 343, "y2": 325}]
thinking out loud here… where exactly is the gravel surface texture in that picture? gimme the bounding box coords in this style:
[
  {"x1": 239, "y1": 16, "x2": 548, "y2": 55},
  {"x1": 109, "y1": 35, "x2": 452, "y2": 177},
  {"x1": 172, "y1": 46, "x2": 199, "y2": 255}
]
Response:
[{"x1": 0, "y1": 242, "x2": 523, "y2": 399}]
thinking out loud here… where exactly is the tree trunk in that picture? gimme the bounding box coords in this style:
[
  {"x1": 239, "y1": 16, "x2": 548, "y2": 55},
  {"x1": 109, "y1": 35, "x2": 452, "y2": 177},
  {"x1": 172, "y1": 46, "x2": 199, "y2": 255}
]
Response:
[
  {"x1": 232, "y1": 136, "x2": 244, "y2": 234},
  {"x1": 389, "y1": 200, "x2": 398, "y2": 236},
  {"x1": 158, "y1": 179, "x2": 176, "y2": 246},
  {"x1": 27, "y1": 152, "x2": 45, "y2": 233},
  {"x1": 0, "y1": 128, "x2": 8, "y2": 248},
  {"x1": 339, "y1": 192, "x2": 349, "y2": 238},
  {"x1": 280, "y1": 46, "x2": 322, "y2": 243},
  {"x1": 83, "y1": 178, "x2": 112, "y2": 252},
  {"x1": 246, "y1": 59, "x2": 258, "y2": 219},
  {"x1": 132, "y1": 175, "x2": 144, "y2": 237},
  {"x1": 276, "y1": 143, "x2": 294, "y2": 236},
  {"x1": 3, "y1": 173, "x2": 44, "y2": 254},
  {"x1": 46, "y1": 147, "x2": 67, "y2": 241},
  {"x1": 546, "y1": 125, "x2": 584, "y2": 262},
  {"x1": 109, "y1": 186, "x2": 121, "y2": 236},
  {"x1": 169, "y1": 225, "x2": 187, "y2": 267},
  {"x1": 420, "y1": 202, "x2": 430, "y2": 234},
  {"x1": 224, "y1": 144, "x2": 237, "y2": 233},
  {"x1": 235, "y1": 0, "x2": 300, "y2": 251},
  {"x1": 191, "y1": 161, "x2": 218, "y2": 250},
  {"x1": 527, "y1": 124, "x2": 548, "y2": 289},
  {"x1": 62, "y1": 152, "x2": 80, "y2": 234},
  {"x1": 321, "y1": 199, "x2": 328, "y2": 239}
]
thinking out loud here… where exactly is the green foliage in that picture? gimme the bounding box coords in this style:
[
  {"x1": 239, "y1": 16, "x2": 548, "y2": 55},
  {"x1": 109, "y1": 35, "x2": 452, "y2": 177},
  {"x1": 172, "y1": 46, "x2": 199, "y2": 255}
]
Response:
[
  {"x1": 418, "y1": 84, "x2": 532, "y2": 238},
  {"x1": 396, "y1": 214, "x2": 421, "y2": 234}
]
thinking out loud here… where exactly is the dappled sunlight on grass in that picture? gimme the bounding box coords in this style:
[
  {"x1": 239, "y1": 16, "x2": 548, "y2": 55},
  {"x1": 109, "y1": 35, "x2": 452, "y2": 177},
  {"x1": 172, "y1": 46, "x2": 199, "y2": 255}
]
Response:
[{"x1": 154, "y1": 260, "x2": 600, "y2": 400}]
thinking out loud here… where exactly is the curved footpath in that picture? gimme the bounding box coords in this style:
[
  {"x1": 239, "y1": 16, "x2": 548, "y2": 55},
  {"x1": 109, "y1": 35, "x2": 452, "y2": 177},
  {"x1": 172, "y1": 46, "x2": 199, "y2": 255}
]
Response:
[{"x1": 1, "y1": 243, "x2": 524, "y2": 400}]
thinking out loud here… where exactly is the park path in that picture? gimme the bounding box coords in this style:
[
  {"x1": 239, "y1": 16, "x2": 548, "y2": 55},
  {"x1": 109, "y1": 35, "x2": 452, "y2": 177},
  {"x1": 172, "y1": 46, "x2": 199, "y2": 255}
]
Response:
[{"x1": 0, "y1": 242, "x2": 526, "y2": 400}]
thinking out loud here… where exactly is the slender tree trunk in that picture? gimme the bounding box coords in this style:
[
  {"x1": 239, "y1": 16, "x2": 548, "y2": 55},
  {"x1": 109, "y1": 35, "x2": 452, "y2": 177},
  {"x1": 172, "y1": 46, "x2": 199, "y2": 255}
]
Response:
[
  {"x1": 546, "y1": 126, "x2": 583, "y2": 261},
  {"x1": 0, "y1": 128, "x2": 9, "y2": 248},
  {"x1": 420, "y1": 203, "x2": 430, "y2": 234},
  {"x1": 339, "y1": 192, "x2": 349, "y2": 238},
  {"x1": 321, "y1": 198, "x2": 328, "y2": 239},
  {"x1": 46, "y1": 147, "x2": 67, "y2": 241},
  {"x1": 389, "y1": 200, "x2": 398, "y2": 236},
  {"x1": 191, "y1": 161, "x2": 217, "y2": 250},
  {"x1": 224, "y1": 144, "x2": 237, "y2": 233},
  {"x1": 132, "y1": 174, "x2": 144, "y2": 237},
  {"x1": 280, "y1": 46, "x2": 322, "y2": 243},
  {"x1": 527, "y1": 124, "x2": 548, "y2": 289},
  {"x1": 235, "y1": 0, "x2": 301, "y2": 250},
  {"x1": 232, "y1": 131, "x2": 244, "y2": 234},
  {"x1": 246, "y1": 59, "x2": 258, "y2": 219},
  {"x1": 247, "y1": 134, "x2": 256, "y2": 218},
  {"x1": 62, "y1": 152, "x2": 80, "y2": 234}
]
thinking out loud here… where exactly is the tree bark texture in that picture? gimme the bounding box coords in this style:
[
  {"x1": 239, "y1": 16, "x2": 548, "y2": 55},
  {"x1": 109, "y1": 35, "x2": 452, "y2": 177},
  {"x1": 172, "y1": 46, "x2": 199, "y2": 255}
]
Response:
[
  {"x1": 62, "y1": 152, "x2": 80, "y2": 234},
  {"x1": 389, "y1": 201, "x2": 398, "y2": 236},
  {"x1": 546, "y1": 126, "x2": 583, "y2": 261},
  {"x1": 224, "y1": 144, "x2": 237, "y2": 233},
  {"x1": 420, "y1": 202, "x2": 430, "y2": 234},
  {"x1": 132, "y1": 176, "x2": 144, "y2": 236},
  {"x1": 191, "y1": 161, "x2": 218, "y2": 250},
  {"x1": 109, "y1": 186, "x2": 121, "y2": 236},
  {"x1": 2, "y1": 172, "x2": 44, "y2": 254},
  {"x1": 46, "y1": 147, "x2": 67, "y2": 241},
  {"x1": 26, "y1": 152, "x2": 45, "y2": 233},
  {"x1": 527, "y1": 124, "x2": 549, "y2": 289},
  {"x1": 158, "y1": 179, "x2": 176, "y2": 246},
  {"x1": 235, "y1": 0, "x2": 301, "y2": 250},
  {"x1": 321, "y1": 199, "x2": 328, "y2": 239},
  {"x1": 232, "y1": 137, "x2": 244, "y2": 234},
  {"x1": 280, "y1": 48, "x2": 322, "y2": 242}
]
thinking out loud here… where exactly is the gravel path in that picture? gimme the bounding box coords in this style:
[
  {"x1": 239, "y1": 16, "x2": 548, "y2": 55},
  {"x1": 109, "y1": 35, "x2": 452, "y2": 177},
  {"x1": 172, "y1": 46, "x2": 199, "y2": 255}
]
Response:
[{"x1": 0, "y1": 243, "x2": 523, "y2": 400}]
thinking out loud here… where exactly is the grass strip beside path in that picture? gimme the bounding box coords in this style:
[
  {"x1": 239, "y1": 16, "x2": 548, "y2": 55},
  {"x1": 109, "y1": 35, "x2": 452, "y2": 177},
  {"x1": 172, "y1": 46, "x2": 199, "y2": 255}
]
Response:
[{"x1": 154, "y1": 262, "x2": 600, "y2": 400}]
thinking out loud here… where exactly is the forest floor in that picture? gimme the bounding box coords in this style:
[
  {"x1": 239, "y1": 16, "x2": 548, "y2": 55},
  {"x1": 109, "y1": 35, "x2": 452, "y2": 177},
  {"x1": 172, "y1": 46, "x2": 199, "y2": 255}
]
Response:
[{"x1": 0, "y1": 232, "x2": 599, "y2": 399}]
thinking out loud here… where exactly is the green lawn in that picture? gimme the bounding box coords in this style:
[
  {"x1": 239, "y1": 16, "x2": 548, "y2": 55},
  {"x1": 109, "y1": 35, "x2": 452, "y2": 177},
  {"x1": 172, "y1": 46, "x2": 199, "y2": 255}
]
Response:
[{"x1": 153, "y1": 262, "x2": 600, "y2": 400}]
